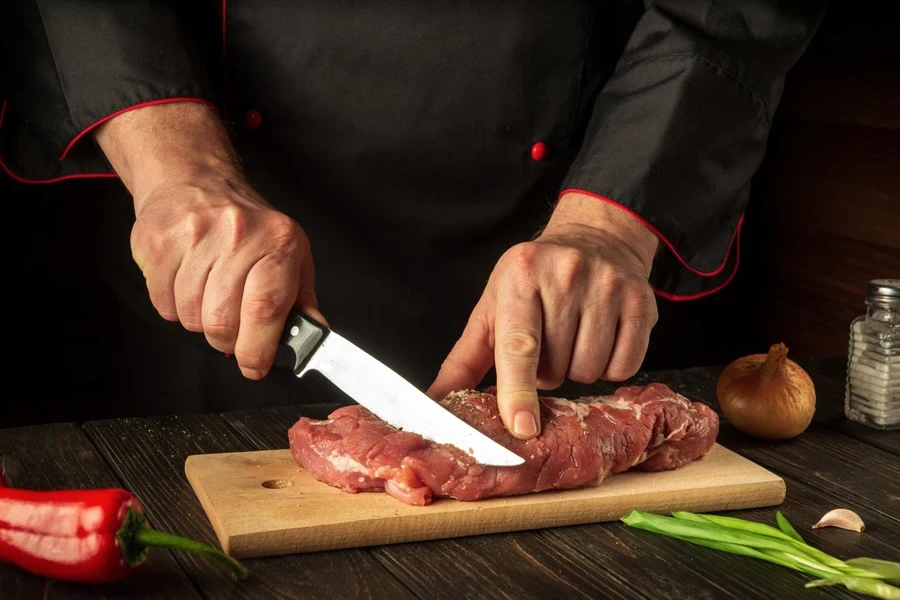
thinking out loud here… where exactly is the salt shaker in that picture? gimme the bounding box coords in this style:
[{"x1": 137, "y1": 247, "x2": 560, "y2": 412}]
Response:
[{"x1": 844, "y1": 278, "x2": 899, "y2": 430}]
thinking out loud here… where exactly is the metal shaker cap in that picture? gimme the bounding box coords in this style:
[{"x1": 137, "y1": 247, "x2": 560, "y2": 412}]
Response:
[{"x1": 867, "y1": 279, "x2": 900, "y2": 305}]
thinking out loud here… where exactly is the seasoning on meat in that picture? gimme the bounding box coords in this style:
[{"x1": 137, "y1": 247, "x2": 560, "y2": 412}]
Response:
[{"x1": 288, "y1": 383, "x2": 719, "y2": 506}]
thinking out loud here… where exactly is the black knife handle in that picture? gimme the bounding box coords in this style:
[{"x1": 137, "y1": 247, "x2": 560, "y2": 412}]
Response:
[{"x1": 273, "y1": 311, "x2": 329, "y2": 375}]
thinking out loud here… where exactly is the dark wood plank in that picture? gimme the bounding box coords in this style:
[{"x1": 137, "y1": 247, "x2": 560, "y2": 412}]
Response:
[
  {"x1": 82, "y1": 414, "x2": 414, "y2": 600},
  {"x1": 534, "y1": 431, "x2": 899, "y2": 600},
  {"x1": 638, "y1": 370, "x2": 900, "y2": 544},
  {"x1": 223, "y1": 402, "x2": 862, "y2": 600},
  {"x1": 0, "y1": 424, "x2": 200, "y2": 600},
  {"x1": 798, "y1": 356, "x2": 900, "y2": 456},
  {"x1": 553, "y1": 372, "x2": 895, "y2": 598}
]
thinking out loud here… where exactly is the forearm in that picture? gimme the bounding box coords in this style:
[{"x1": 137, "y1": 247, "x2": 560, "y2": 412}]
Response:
[
  {"x1": 94, "y1": 102, "x2": 241, "y2": 207},
  {"x1": 546, "y1": 191, "x2": 660, "y2": 276}
]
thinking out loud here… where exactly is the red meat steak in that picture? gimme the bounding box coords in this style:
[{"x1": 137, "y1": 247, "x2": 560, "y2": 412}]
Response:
[{"x1": 288, "y1": 383, "x2": 719, "y2": 506}]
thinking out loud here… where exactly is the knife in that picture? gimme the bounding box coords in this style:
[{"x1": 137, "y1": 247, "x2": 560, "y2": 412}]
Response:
[{"x1": 274, "y1": 311, "x2": 525, "y2": 467}]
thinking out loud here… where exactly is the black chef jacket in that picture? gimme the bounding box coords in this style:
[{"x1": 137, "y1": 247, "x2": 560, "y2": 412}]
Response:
[{"x1": 0, "y1": 1, "x2": 825, "y2": 416}]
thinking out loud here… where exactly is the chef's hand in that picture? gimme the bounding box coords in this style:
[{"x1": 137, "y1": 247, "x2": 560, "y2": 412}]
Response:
[
  {"x1": 428, "y1": 192, "x2": 660, "y2": 440},
  {"x1": 95, "y1": 101, "x2": 324, "y2": 379}
]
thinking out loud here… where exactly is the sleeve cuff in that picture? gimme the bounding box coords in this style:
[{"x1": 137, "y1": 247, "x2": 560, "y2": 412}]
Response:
[
  {"x1": 1, "y1": 96, "x2": 217, "y2": 184},
  {"x1": 559, "y1": 188, "x2": 742, "y2": 301}
]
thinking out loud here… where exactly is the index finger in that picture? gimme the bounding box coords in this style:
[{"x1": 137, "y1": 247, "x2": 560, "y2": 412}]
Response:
[{"x1": 494, "y1": 283, "x2": 542, "y2": 440}]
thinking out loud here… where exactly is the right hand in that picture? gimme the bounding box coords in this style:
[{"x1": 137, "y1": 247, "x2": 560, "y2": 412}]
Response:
[
  {"x1": 94, "y1": 101, "x2": 323, "y2": 380},
  {"x1": 131, "y1": 173, "x2": 323, "y2": 379}
]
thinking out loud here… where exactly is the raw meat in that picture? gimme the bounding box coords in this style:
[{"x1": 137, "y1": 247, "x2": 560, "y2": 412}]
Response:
[{"x1": 288, "y1": 383, "x2": 719, "y2": 506}]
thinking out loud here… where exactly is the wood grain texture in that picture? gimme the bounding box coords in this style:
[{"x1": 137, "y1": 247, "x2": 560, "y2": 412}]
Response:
[
  {"x1": 225, "y1": 407, "x2": 660, "y2": 600},
  {"x1": 223, "y1": 405, "x2": 790, "y2": 600},
  {"x1": 0, "y1": 424, "x2": 199, "y2": 600},
  {"x1": 650, "y1": 369, "x2": 900, "y2": 545},
  {"x1": 220, "y1": 384, "x2": 855, "y2": 600},
  {"x1": 734, "y1": 0, "x2": 900, "y2": 357},
  {"x1": 184, "y1": 444, "x2": 784, "y2": 557},
  {"x1": 82, "y1": 414, "x2": 414, "y2": 600}
]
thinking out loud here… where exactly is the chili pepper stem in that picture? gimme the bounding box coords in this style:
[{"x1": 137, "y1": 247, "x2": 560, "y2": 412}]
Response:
[{"x1": 133, "y1": 528, "x2": 249, "y2": 581}]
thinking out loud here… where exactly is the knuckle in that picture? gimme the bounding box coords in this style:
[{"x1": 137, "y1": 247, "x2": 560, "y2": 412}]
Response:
[
  {"x1": 243, "y1": 294, "x2": 287, "y2": 323},
  {"x1": 625, "y1": 285, "x2": 659, "y2": 328},
  {"x1": 598, "y1": 266, "x2": 627, "y2": 291},
  {"x1": 222, "y1": 205, "x2": 250, "y2": 250},
  {"x1": 181, "y1": 212, "x2": 210, "y2": 249},
  {"x1": 132, "y1": 224, "x2": 166, "y2": 265},
  {"x1": 175, "y1": 294, "x2": 204, "y2": 331},
  {"x1": 504, "y1": 242, "x2": 540, "y2": 276},
  {"x1": 204, "y1": 313, "x2": 239, "y2": 342},
  {"x1": 499, "y1": 329, "x2": 540, "y2": 359},
  {"x1": 568, "y1": 364, "x2": 601, "y2": 384},
  {"x1": 555, "y1": 249, "x2": 586, "y2": 292},
  {"x1": 267, "y1": 215, "x2": 303, "y2": 252},
  {"x1": 146, "y1": 286, "x2": 178, "y2": 321}
]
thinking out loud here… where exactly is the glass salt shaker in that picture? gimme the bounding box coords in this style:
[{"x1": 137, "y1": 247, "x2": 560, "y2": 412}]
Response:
[{"x1": 844, "y1": 278, "x2": 899, "y2": 430}]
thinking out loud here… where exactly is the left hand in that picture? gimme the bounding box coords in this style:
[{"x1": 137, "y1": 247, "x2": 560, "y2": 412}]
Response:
[{"x1": 427, "y1": 192, "x2": 661, "y2": 440}]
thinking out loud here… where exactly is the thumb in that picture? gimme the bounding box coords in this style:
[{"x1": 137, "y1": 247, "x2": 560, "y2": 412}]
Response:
[{"x1": 426, "y1": 298, "x2": 494, "y2": 401}]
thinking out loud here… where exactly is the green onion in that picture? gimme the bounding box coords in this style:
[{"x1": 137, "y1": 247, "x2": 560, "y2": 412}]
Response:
[
  {"x1": 623, "y1": 511, "x2": 848, "y2": 571},
  {"x1": 806, "y1": 577, "x2": 900, "y2": 599},
  {"x1": 672, "y1": 510, "x2": 804, "y2": 545},
  {"x1": 761, "y1": 549, "x2": 843, "y2": 578},
  {"x1": 776, "y1": 511, "x2": 805, "y2": 544},
  {"x1": 670, "y1": 536, "x2": 835, "y2": 579},
  {"x1": 845, "y1": 559, "x2": 900, "y2": 582},
  {"x1": 671, "y1": 510, "x2": 852, "y2": 571},
  {"x1": 621, "y1": 510, "x2": 900, "y2": 599}
]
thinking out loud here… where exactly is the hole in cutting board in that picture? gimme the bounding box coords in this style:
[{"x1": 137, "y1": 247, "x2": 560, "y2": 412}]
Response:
[{"x1": 261, "y1": 479, "x2": 293, "y2": 489}]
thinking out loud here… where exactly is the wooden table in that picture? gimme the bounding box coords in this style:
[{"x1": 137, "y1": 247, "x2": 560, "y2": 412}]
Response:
[{"x1": 2, "y1": 355, "x2": 897, "y2": 599}]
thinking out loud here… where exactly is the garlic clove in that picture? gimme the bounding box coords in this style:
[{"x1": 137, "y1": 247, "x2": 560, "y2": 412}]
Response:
[{"x1": 812, "y1": 509, "x2": 865, "y2": 532}]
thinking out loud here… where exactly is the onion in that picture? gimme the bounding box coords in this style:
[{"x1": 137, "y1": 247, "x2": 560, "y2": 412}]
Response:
[{"x1": 716, "y1": 343, "x2": 816, "y2": 440}]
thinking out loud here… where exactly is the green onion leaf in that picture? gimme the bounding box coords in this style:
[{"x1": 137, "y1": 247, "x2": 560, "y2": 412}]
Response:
[
  {"x1": 623, "y1": 510, "x2": 841, "y2": 568},
  {"x1": 846, "y1": 559, "x2": 900, "y2": 582},
  {"x1": 621, "y1": 509, "x2": 895, "y2": 596},
  {"x1": 761, "y1": 549, "x2": 844, "y2": 578},
  {"x1": 672, "y1": 510, "x2": 802, "y2": 545},
  {"x1": 806, "y1": 576, "x2": 900, "y2": 600},
  {"x1": 662, "y1": 535, "x2": 809, "y2": 573},
  {"x1": 775, "y1": 511, "x2": 805, "y2": 544}
]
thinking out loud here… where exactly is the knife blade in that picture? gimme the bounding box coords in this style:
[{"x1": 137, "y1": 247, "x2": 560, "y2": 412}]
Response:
[{"x1": 274, "y1": 311, "x2": 525, "y2": 467}]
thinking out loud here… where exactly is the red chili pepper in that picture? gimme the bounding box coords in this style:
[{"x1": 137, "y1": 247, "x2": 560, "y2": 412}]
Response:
[{"x1": 0, "y1": 486, "x2": 248, "y2": 584}]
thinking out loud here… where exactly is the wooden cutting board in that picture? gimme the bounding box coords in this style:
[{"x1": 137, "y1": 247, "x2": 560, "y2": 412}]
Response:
[{"x1": 185, "y1": 444, "x2": 785, "y2": 559}]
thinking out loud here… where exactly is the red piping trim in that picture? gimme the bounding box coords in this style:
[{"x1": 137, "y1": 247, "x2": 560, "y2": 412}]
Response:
[
  {"x1": 559, "y1": 188, "x2": 742, "y2": 278},
  {"x1": 0, "y1": 100, "x2": 117, "y2": 183},
  {"x1": 1, "y1": 160, "x2": 118, "y2": 184},
  {"x1": 59, "y1": 97, "x2": 217, "y2": 161},
  {"x1": 652, "y1": 222, "x2": 742, "y2": 301}
]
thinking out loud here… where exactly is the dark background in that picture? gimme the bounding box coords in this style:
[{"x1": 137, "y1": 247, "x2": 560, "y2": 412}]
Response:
[{"x1": 2, "y1": 0, "x2": 897, "y2": 428}]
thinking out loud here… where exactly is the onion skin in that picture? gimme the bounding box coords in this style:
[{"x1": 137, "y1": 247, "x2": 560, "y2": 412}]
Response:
[{"x1": 716, "y1": 343, "x2": 816, "y2": 440}]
